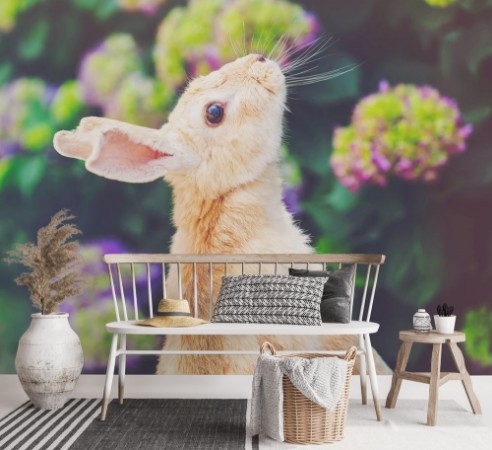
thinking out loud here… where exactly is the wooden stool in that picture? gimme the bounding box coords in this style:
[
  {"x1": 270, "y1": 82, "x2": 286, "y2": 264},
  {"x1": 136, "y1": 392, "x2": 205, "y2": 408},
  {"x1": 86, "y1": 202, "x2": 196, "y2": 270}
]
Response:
[{"x1": 385, "y1": 330, "x2": 482, "y2": 426}]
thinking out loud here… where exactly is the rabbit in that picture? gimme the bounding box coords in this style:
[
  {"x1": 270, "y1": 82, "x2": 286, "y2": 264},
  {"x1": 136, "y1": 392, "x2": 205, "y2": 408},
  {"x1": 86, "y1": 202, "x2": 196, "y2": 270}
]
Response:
[{"x1": 54, "y1": 53, "x2": 390, "y2": 375}]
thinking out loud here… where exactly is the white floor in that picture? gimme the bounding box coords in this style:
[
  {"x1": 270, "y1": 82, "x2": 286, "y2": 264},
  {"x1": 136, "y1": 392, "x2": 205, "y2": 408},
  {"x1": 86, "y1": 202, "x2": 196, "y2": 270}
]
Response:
[{"x1": 1, "y1": 375, "x2": 491, "y2": 448}]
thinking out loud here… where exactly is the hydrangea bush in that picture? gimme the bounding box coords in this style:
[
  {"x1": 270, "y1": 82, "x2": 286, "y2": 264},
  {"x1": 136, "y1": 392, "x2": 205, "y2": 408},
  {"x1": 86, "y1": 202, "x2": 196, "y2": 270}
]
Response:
[
  {"x1": 154, "y1": 0, "x2": 319, "y2": 87},
  {"x1": 0, "y1": 78, "x2": 54, "y2": 156},
  {"x1": 330, "y1": 82, "x2": 472, "y2": 192},
  {"x1": 78, "y1": 33, "x2": 173, "y2": 126}
]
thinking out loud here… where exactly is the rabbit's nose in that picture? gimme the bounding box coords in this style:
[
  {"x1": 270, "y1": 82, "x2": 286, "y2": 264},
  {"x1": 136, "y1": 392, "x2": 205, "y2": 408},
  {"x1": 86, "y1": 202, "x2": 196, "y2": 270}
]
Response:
[{"x1": 257, "y1": 55, "x2": 266, "y2": 62}]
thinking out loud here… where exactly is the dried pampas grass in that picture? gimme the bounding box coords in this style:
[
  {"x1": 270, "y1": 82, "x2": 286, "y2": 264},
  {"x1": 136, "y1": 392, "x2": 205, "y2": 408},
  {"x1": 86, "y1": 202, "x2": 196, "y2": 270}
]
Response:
[{"x1": 4, "y1": 209, "x2": 84, "y2": 314}]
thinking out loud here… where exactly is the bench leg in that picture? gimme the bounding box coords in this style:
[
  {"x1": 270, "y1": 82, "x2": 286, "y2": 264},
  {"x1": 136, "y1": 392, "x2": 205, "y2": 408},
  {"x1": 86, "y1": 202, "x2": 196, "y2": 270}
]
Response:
[
  {"x1": 358, "y1": 334, "x2": 367, "y2": 405},
  {"x1": 118, "y1": 334, "x2": 127, "y2": 405},
  {"x1": 364, "y1": 333, "x2": 382, "y2": 421},
  {"x1": 386, "y1": 341, "x2": 412, "y2": 409},
  {"x1": 447, "y1": 342, "x2": 482, "y2": 415},
  {"x1": 100, "y1": 334, "x2": 118, "y2": 421}
]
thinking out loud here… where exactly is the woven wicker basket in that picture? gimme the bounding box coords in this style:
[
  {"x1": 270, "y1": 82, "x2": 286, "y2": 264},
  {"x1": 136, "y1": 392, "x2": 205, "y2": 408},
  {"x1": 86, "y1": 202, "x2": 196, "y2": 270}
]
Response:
[{"x1": 260, "y1": 342, "x2": 357, "y2": 445}]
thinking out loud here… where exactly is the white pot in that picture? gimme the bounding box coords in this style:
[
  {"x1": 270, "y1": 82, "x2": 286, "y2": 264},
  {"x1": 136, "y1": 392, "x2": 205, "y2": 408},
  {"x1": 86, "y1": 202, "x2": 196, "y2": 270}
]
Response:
[
  {"x1": 434, "y1": 315, "x2": 456, "y2": 334},
  {"x1": 15, "y1": 313, "x2": 84, "y2": 410}
]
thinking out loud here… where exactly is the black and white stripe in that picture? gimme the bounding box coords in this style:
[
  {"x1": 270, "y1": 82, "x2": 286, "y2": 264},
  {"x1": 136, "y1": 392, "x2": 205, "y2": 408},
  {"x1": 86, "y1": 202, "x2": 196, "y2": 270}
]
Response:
[
  {"x1": 0, "y1": 399, "x2": 101, "y2": 450},
  {"x1": 212, "y1": 275, "x2": 326, "y2": 326}
]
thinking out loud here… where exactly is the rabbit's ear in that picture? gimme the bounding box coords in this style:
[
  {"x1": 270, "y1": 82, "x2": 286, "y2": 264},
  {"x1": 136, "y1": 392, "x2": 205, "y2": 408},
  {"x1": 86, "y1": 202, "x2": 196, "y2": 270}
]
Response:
[
  {"x1": 86, "y1": 128, "x2": 172, "y2": 183},
  {"x1": 54, "y1": 119, "x2": 174, "y2": 183}
]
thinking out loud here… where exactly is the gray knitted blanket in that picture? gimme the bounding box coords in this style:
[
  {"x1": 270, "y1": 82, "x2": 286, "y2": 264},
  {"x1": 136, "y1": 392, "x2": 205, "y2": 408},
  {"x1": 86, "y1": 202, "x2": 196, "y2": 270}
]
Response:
[{"x1": 251, "y1": 354, "x2": 348, "y2": 442}]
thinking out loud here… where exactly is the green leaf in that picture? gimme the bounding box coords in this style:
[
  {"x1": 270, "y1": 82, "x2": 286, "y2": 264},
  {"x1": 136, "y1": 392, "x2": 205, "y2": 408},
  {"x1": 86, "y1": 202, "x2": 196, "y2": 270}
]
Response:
[
  {"x1": 13, "y1": 156, "x2": 46, "y2": 197},
  {"x1": 0, "y1": 63, "x2": 12, "y2": 85},
  {"x1": 287, "y1": 112, "x2": 332, "y2": 175},
  {"x1": 460, "y1": 0, "x2": 492, "y2": 13},
  {"x1": 73, "y1": 0, "x2": 101, "y2": 9},
  {"x1": 50, "y1": 81, "x2": 84, "y2": 127},
  {"x1": 382, "y1": 221, "x2": 444, "y2": 307},
  {"x1": 372, "y1": 58, "x2": 436, "y2": 86},
  {"x1": 466, "y1": 24, "x2": 492, "y2": 75},
  {"x1": 440, "y1": 23, "x2": 492, "y2": 78},
  {"x1": 442, "y1": 128, "x2": 492, "y2": 193},
  {"x1": 463, "y1": 105, "x2": 492, "y2": 125},
  {"x1": 0, "y1": 159, "x2": 13, "y2": 190},
  {"x1": 440, "y1": 30, "x2": 463, "y2": 76},
  {"x1": 315, "y1": 235, "x2": 348, "y2": 254},
  {"x1": 296, "y1": 53, "x2": 359, "y2": 106},
  {"x1": 318, "y1": 0, "x2": 373, "y2": 34},
  {"x1": 94, "y1": 0, "x2": 119, "y2": 20},
  {"x1": 325, "y1": 182, "x2": 358, "y2": 212},
  {"x1": 73, "y1": 0, "x2": 118, "y2": 19},
  {"x1": 463, "y1": 306, "x2": 492, "y2": 366},
  {"x1": 18, "y1": 20, "x2": 48, "y2": 60},
  {"x1": 21, "y1": 122, "x2": 53, "y2": 152}
]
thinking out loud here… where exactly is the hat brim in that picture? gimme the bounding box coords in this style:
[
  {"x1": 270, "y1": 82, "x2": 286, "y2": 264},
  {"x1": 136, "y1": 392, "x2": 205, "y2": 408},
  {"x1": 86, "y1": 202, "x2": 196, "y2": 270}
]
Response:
[{"x1": 138, "y1": 316, "x2": 208, "y2": 328}]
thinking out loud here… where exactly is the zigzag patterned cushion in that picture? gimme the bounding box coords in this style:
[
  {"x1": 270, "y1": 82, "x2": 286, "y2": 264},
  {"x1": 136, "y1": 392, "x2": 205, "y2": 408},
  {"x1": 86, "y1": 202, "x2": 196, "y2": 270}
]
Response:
[{"x1": 211, "y1": 275, "x2": 326, "y2": 325}]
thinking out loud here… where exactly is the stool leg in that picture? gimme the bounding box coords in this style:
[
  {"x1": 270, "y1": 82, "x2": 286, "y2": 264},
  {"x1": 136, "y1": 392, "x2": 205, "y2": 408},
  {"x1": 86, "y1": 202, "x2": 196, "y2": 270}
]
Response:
[
  {"x1": 447, "y1": 342, "x2": 482, "y2": 415},
  {"x1": 386, "y1": 341, "x2": 412, "y2": 408},
  {"x1": 358, "y1": 334, "x2": 367, "y2": 405},
  {"x1": 427, "y1": 343, "x2": 442, "y2": 426},
  {"x1": 364, "y1": 333, "x2": 382, "y2": 421}
]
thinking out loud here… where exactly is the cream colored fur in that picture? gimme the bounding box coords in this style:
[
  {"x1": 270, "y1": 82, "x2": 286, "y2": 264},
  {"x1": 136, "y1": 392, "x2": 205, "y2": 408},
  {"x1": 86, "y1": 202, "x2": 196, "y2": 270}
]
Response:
[{"x1": 53, "y1": 54, "x2": 390, "y2": 375}]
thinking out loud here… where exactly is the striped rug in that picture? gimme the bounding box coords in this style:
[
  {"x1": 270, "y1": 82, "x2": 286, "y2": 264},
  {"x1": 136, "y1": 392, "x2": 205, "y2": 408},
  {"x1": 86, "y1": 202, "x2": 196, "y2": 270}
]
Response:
[
  {"x1": 0, "y1": 399, "x2": 101, "y2": 450},
  {"x1": 0, "y1": 399, "x2": 250, "y2": 450}
]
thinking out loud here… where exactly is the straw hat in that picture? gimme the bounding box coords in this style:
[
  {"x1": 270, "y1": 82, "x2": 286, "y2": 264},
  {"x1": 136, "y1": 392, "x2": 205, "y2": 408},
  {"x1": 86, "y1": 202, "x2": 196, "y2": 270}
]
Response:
[{"x1": 138, "y1": 299, "x2": 208, "y2": 328}]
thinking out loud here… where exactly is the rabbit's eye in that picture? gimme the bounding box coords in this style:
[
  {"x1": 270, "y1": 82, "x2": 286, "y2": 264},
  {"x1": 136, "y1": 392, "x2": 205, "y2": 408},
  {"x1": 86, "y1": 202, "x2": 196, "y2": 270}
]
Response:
[{"x1": 205, "y1": 103, "x2": 224, "y2": 126}]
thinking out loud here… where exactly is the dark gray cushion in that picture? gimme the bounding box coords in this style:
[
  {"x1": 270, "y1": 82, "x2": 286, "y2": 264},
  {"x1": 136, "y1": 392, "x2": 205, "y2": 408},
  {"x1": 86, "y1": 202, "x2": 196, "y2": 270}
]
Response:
[
  {"x1": 211, "y1": 275, "x2": 326, "y2": 326},
  {"x1": 289, "y1": 265, "x2": 355, "y2": 323}
]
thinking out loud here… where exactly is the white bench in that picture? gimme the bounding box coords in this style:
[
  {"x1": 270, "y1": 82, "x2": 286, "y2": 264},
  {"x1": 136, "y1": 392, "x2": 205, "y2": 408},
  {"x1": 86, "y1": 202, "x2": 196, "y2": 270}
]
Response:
[{"x1": 100, "y1": 253, "x2": 385, "y2": 421}]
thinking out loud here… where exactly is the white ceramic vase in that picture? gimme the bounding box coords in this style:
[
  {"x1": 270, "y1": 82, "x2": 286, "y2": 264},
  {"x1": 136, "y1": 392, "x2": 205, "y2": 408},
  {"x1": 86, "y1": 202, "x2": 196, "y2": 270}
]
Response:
[
  {"x1": 15, "y1": 313, "x2": 84, "y2": 410},
  {"x1": 413, "y1": 309, "x2": 432, "y2": 333},
  {"x1": 434, "y1": 315, "x2": 456, "y2": 334}
]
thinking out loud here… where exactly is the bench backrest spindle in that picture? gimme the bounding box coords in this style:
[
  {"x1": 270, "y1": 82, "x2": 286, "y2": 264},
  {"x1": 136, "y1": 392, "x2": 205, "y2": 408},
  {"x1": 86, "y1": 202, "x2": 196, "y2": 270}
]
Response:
[
  {"x1": 131, "y1": 263, "x2": 139, "y2": 321},
  {"x1": 146, "y1": 263, "x2": 153, "y2": 318}
]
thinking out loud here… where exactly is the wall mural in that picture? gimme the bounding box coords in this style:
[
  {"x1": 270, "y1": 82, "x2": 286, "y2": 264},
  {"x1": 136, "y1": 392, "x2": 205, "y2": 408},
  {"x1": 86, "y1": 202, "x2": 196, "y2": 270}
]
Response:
[{"x1": 1, "y1": 0, "x2": 491, "y2": 375}]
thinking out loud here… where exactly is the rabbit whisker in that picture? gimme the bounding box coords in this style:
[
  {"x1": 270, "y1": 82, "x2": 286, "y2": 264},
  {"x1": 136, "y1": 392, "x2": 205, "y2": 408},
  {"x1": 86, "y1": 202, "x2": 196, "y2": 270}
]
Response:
[
  {"x1": 227, "y1": 34, "x2": 242, "y2": 58},
  {"x1": 281, "y1": 37, "x2": 332, "y2": 73},
  {"x1": 268, "y1": 32, "x2": 289, "y2": 62},
  {"x1": 242, "y1": 21, "x2": 248, "y2": 56},
  {"x1": 285, "y1": 65, "x2": 356, "y2": 87}
]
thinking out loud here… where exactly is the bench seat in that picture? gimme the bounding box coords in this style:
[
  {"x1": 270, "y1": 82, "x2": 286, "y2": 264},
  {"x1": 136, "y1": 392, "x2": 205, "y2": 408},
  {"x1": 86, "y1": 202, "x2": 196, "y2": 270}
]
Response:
[{"x1": 106, "y1": 320, "x2": 380, "y2": 336}]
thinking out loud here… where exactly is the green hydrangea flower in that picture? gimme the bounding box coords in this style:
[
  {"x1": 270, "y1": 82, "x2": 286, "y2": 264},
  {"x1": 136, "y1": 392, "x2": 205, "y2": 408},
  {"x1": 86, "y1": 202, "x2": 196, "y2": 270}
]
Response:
[
  {"x1": 78, "y1": 33, "x2": 173, "y2": 126},
  {"x1": 424, "y1": 0, "x2": 458, "y2": 8},
  {"x1": 105, "y1": 73, "x2": 173, "y2": 127},
  {"x1": 78, "y1": 33, "x2": 142, "y2": 106},
  {"x1": 330, "y1": 82, "x2": 472, "y2": 192},
  {"x1": 117, "y1": 0, "x2": 167, "y2": 14},
  {"x1": 154, "y1": 0, "x2": 318, "y2": 88},
  {"x1": 0, "y1": 0, "x2": 45, "y2": 33},
  {"x1": 0, "y1": 78, "x2": 54, "y2": 155},
  {"x1": 50, "y1": 80, "x2": 85, "y2": 127}
]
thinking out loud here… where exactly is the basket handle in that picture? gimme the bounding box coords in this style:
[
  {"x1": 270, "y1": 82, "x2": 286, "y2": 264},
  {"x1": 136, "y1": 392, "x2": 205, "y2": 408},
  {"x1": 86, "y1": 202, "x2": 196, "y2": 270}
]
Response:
[
  {"x1": 260, "y1": 341, "x2": 277, "y2": 355},
  {"x1": 343, "y1": 346, "x2": 358, "y2": 361}
]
